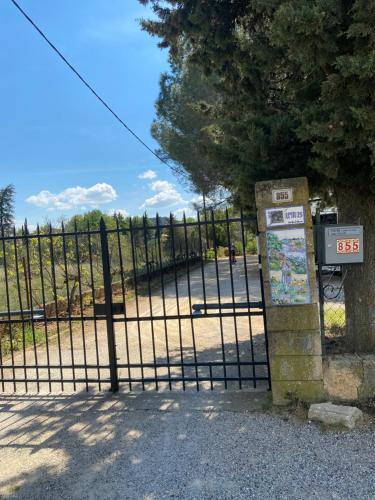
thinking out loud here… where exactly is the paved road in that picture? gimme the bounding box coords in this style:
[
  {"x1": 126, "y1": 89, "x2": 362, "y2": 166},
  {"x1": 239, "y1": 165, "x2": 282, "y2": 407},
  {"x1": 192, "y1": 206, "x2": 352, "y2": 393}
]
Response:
[
  {"x1": 0, "y1": 391, "x2": 374, "y2": 499},
  {"x1": 3, "y1": 256, "x2": 267, "y2": 392}
]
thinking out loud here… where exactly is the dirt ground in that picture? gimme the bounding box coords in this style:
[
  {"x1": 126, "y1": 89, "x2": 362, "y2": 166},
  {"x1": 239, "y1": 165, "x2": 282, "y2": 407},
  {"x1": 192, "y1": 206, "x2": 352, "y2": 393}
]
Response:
[{"x1": 2, "y1": 256, "x2": 268, "y2": 393}]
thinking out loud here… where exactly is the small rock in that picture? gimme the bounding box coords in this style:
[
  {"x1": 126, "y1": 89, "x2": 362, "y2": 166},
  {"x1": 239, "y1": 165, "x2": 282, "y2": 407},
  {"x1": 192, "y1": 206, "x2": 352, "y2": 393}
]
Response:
[{"x1": 308, "y1": 402, "x2": 363, "y2": 429}]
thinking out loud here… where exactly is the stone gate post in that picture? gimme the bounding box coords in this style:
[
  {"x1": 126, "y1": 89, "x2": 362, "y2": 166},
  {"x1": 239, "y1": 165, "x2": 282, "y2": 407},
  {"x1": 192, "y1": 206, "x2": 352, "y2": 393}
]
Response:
[{"x1": 255, "y1": 177, "x2": 324, "y2": 405}]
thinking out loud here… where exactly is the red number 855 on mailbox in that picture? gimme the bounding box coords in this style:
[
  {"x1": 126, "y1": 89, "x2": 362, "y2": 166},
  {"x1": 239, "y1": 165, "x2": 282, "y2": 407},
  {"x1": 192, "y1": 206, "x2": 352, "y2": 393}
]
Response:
[{"x1": 337, "y1": 238, "x2": 360, "y2": 254}]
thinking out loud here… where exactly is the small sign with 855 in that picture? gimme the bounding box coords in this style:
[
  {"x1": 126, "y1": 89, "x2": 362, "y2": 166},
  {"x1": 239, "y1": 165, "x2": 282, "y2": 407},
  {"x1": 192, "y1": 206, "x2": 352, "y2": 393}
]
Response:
[
  {"x1": 272, "y1": 188, "x2": 293, "y2": 203},
  {"x1": 337, "y1": 238, "x2": 360, "y2": 254}
]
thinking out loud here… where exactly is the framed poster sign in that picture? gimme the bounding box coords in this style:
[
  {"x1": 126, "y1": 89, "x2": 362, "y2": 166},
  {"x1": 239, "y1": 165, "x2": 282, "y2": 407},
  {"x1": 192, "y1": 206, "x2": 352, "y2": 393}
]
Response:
[{"x1": 266, "y1": 227, "x2": 311, "y2": 305}]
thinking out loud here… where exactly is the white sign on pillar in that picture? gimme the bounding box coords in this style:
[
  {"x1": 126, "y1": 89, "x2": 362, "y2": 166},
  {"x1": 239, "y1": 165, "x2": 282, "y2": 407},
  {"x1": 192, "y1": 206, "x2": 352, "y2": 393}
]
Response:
[{"x1": 265, "y1": 206, "x2": 304, "y2": 227}]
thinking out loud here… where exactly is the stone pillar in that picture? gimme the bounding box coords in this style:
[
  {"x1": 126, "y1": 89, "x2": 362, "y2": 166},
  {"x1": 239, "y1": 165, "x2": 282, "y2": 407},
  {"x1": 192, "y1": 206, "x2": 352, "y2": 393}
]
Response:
[{"x1": 255, "y1": 177, "x2": 324, "y2": 405}]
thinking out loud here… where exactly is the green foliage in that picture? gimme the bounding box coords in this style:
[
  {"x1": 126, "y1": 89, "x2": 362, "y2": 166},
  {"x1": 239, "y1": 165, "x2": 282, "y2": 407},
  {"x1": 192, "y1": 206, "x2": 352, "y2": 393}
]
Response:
[
  {"x1": 1, "y1": 324, "x2": 46, "y2": 357},
  {"x1": 64, "y1": 209, "x2": 122, "y2": 231},
  {"x1": 206, "y1": 246, "x2": 226, "y2": 259},
  {"x1": 246, "y1": 237, "x2": 257, "y2": 255},
  {"x1": 151, "y1": 58, "x2": 222, "y2": 195}
]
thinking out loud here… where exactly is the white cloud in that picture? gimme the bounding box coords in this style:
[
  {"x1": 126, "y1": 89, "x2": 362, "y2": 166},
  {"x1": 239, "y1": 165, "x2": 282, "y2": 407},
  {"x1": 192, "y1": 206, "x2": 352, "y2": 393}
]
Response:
[
  {"x1": 141, "y1": 180, "x2": 185, "y2": 209},
  {"x1": 26, "y1": 183, "x2": 118, "y2": 211},
  {"x1": 108, "y1": 208, "x2": 129, "y2": 218},
  {"x1": 138, "y1": 169, "x2": 157, "y2": 180},
  {"x1": 150, "y1": 180, "x2": 170, "y2": 191}
]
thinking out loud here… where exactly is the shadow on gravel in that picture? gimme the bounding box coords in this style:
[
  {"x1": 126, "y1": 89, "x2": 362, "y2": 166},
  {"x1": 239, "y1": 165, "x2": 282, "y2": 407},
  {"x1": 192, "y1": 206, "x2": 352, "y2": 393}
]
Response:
[
  {"x1": 0, "y1": 391, "x2": 141, "y2": 497},
  {"x1": 1, "y1": 387, "x2": 374, "y2": 499},
  {"x1": 115, "y1": 335, "x2": 269, "y2": 393},
  {"x1": 0, "y1": 327, "x2": 269, "y2": 497},
  {"x1": 0, "y1": 387, "x2": 270, "y2": 499}
]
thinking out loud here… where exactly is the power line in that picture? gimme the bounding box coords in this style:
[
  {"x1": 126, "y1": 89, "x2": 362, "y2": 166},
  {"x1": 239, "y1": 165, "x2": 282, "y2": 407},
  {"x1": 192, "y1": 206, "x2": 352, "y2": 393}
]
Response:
[{"x1": 9, "y1": 0, "x2": 171, "y2": 167}]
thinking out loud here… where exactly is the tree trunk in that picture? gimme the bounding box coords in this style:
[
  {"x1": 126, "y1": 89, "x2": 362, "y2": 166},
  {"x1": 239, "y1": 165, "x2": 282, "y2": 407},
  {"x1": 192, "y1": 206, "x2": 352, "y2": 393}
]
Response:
[{"x1": 337, "y1": 187, "x2": 375, "y2": 352}]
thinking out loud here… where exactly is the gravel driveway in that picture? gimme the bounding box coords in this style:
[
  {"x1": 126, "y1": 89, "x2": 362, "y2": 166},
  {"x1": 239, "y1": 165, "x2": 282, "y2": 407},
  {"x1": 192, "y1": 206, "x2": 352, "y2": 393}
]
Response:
[{"x1": 0, "y1": 391, "x2": 374, "y2": 499}]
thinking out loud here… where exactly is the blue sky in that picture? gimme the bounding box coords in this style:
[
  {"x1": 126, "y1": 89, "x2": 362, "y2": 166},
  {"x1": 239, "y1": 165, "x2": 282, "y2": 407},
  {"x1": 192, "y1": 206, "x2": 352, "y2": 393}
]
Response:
[{"x1": 0, "y1": 0, "x2": 196, "y2": 226}]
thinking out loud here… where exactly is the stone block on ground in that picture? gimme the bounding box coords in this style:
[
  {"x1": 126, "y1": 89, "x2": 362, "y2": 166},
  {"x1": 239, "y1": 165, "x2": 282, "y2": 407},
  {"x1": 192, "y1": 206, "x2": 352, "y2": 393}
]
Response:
[{"x1": 308, "y1": 402, "x2": 363, "y2": 429}]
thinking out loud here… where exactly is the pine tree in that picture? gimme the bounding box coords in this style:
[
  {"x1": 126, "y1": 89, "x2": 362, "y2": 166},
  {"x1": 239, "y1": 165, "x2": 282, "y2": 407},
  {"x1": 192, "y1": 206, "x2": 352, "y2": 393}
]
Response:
[
  {"x1": 0, "y1": 184, "x2": 15, "y2": 235},
  {"x1": 140, "y1": 0, "x2": 375, "y2": 352}
]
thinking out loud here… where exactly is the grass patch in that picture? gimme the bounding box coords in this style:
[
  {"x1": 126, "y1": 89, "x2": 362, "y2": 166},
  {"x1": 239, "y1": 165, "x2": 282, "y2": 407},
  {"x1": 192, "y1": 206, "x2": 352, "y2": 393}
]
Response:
[
  {"x1": 324, "y1": 305, "x2": 346, "y2": 336},
  {"x1": 1, "y1": 324, "x2": 47, "y2": 357}
]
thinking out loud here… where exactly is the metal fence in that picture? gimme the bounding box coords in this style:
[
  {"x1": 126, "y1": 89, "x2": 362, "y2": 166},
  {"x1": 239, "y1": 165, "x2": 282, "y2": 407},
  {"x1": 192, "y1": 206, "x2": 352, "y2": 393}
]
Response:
[
  {"x1": 317, "y1": 265, "x2": 346, "y2": 345},
  {"x1": 0, "y1": 211, "x2": 270, "y2": 392}
]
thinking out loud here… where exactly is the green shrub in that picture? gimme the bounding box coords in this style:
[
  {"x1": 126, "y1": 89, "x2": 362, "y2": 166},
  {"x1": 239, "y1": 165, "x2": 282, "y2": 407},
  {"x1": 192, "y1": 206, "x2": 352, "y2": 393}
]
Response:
[
  {"x1": 246, "y1": 237, "x2": 258, "y2": 255},
  {"x1": 206, "y1": 246, "x2": 226, "y2": 259},
  {"x1": 1, "y1": 324, "x2": 46, "y2": 357}
]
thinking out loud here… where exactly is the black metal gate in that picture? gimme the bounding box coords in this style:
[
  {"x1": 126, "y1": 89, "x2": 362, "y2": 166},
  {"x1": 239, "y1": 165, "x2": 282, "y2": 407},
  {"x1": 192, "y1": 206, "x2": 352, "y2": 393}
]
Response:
[{"x1": 0, "y1": 211, "x2": 270, "y2": 392}]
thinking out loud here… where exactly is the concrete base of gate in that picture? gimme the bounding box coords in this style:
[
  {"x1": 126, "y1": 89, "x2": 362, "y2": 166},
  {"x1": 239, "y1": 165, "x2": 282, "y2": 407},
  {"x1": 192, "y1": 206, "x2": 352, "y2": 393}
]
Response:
[{"x1": 115, "y1": 389, "x2": 272, "y2": 413}]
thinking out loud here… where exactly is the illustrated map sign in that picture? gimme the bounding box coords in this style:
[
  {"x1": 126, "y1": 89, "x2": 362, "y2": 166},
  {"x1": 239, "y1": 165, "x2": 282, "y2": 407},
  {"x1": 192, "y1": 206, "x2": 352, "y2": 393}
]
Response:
[
  {"x1": 272, "y1": 188, "x2": 293, "y2": 203},
  {"x1": 265, "y1": 206, "x2": 304, "y2": 227},
  {"x1": 266, "y1": 227, "x2": 311, "y2": 305}
]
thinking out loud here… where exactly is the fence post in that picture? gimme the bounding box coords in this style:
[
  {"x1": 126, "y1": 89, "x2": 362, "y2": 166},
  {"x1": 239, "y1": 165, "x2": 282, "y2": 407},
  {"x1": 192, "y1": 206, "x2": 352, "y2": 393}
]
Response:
[
  {"x1": 255, "y1": 177, "x2": 324, "y2": 405},
  {"x1": 315, "y1": 206, "x2": 326, "y2": 354},
  {"x1": 100, "y1": 218, "x2": 119, "y2": 392}
]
